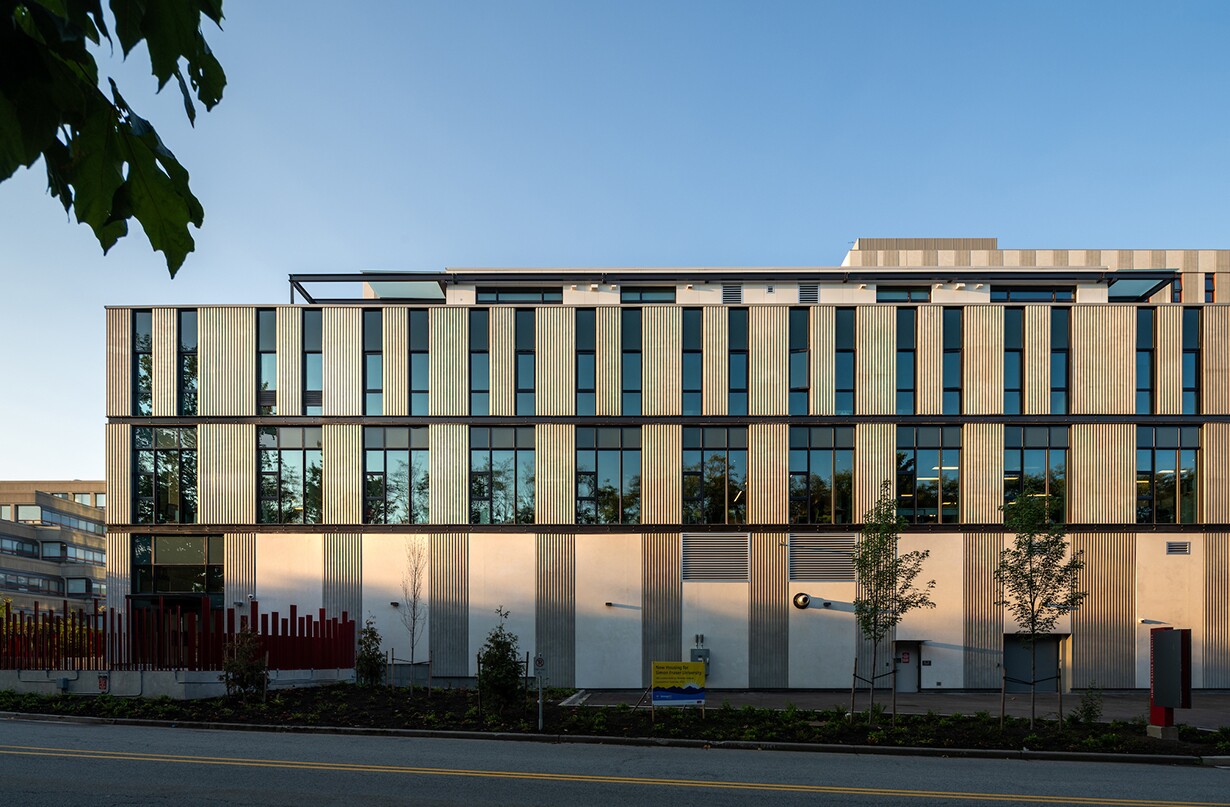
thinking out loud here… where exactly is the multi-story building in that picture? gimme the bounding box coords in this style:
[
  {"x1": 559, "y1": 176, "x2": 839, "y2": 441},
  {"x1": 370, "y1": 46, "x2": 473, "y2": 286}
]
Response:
[
  {"x1": 0, "y1": 481, "x2": 107, "y2": 612},
  {"x1": 103, "y1": 238, "x2": 1230, "y2": 690}
]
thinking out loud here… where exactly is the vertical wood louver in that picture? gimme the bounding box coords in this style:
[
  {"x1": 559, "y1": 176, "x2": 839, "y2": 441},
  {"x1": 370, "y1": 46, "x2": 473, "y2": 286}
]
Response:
[
  {"x1": 748, "y1": 423, "x2": 788, "y2": 524},
  {"x1": 382, "y1": 305, "x2": 409, "y2": 416},
  {"x1": 536, "y1": 306, "x2": 575, "y2": 416},
  {"x1": 151, "y1": 307, "x2": 178, "y2": 416},
  {"x1": 106, "y1": 307, "x2": 132, "y2": 417},
  {"x1": 809, "y1": 305, "x2": 835, "y2": 415},
  {"x1": 430, "y1": 533, "x2": 469, "y2": 676},
  {"x1": 749, "y1": 306, "x2": 788, "y2": 415},
  {"x1": 429, "y1": 306, "x2": 467, "y2": 416},
  {"x1": 702, "y1": 305, "x2": 728, "y2": 415},
  {"x1": 595, "y1": 306, "x2": 621, "y2": 416},
  {"x1": 536, "y1": 533, "x2": 576, "y2": 687},
  {"x1": 641, "y1": 532, "x2": 681, "y2": 686},
  {"x1": 488, "y1": 306, "x2": 516, "y2": 416},
  {"x1": 855, "y1": 305, "x2": 894, "y2": 415},
  {"x1": 960, "y1": 423, "x2": 1004, "y2": 524},
  {"x1": 104, "y1": 422, "x2": 130, "y2": 526},
  {"x1": 224, "y1": 532, "x2": 257, "y2": 606},
  {"x1": 198, "y1": 423, "x2": 257, "y2": 525},
  {"x1": 1070, "y1": 532, "x2": 1136, "y2": 688},
  {"x1": 275, "y1": 305, "x2": 302, "y2": 416},
  {"x1": 535, "y1": 423, "x2": 576, "y2": 525},
  {"x1": 1155, "y1": 304, "x2": 1183, "y2": 415},
  {"x1": 962, "y1": 533, "x2": 1002, "y2": 689},
  {"x1": 962, "y1": 305, "x2": 1004, "y2": 415},
  {"x1": 199, "y1": 307, "x2": 256, "y2": 416},
  {"x1": 854, "y1": 422, "x2": 895, "y2": 517},
  {"x1": 323, "y1": 533, "x2": 362, "y2": 620},
  {"x1": 1023, "y1": 304, "x2": 1051, "y2": 414},
  {"x1": 428, "y1": 424, "x2": 468, "y2": 525},
  {"x1": 1202, "y1": 305, "x2": 1230, "y2": 414},
  {"x1": 321, "y1": 423, "x2": 362, "y2": 525},
  {"x1": 1207, "y1": 533, "x2": 1230, "y2": 686},
  {"x1": 1072, "y1": 305, "x2": 1134, "y2": 414},
  {"x1": 643, "y1": 305, "x2": 681, "y2": 416},
  {"x1": 1068, "y1": 424, "x2": 1134, "y2": 523},
  {"x1": 322, "y1": 307, "x2": 362, "y2": 416},
  {"x1": 915, "y1": 304, "x2": 943, "y2": 415},
  {"x1": 749, "y1": 532, "x2": 788, "y2": 688},
  {"x1": 641, "y1": 424, "x2": 681, "y2": 524}
]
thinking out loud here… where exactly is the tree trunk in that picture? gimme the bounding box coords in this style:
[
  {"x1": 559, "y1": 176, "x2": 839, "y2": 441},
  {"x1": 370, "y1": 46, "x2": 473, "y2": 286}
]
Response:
[
  {"x1": 1030, "y1": 638, "x2": 1037, "y2": 730},
  {"x1": 868, "y1": 641, "x2": 878, "y2": 722}
]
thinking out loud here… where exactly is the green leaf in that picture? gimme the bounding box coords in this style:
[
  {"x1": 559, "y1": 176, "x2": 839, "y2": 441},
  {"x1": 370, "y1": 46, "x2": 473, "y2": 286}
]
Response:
[{"x1": 109, "y1": 0, "x2": 149, "y2": 56}]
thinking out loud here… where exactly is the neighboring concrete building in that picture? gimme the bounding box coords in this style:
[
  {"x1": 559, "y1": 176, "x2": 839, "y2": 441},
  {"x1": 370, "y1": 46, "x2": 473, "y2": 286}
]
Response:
[
  {"x1": 0, "y1": 481, "x2": 107, "y2": 612},
  {"x1": 103, "y1": 238, "x2": 1230, "y2": 690}
]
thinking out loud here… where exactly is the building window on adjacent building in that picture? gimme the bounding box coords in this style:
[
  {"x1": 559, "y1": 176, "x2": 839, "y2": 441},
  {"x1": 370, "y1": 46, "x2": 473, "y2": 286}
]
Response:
[
  {"x1": 476, "y1": 287, "x2": 562, "y2": 303},
  {"x1": 515, "y1": 308, "x2": 535, "y2": 416},
  {"x1": 42, "y1": 542, "x2": 106, "y2": 565},
  {"x1": 134, "y1": 426, "x2": 197, "y2": 524},
  {"x1": 788, "y1": 426, "x2": 853, "y2": 525},
  {"x1": 788, "y1": 307, "x2": 809, "y2": 416},
  {"x1": 257, "y1": 308, "x2": 277, "y2": 415},
  {"x1": 363, "y1": 308, "x2": 383, "y2": 415},
  {"x1": 469, "y1": 308, "x2": 490, "y2": 416},
  {"x1": 1003, "y1": 307, "x2": 1024, "y2": 415},
  {"x1": 469, "y1": 426, "x2": 534, "y2": 524},
  {"x1": 895, "y1": 306, "x2": 915, "y2": 415},
  {"x1": 942, "y1": 307, "x2": 962, "y2": 415},
  {"x1": 1135, "y1": 307, "x2": 1154, "y2": 415},
  {"x1": 303, "y1": 309, "x2": 323, "y2": 415},
  {"x1": 1137, "y1": 426, "x2": 1199, "y2": 524},
  {"x1": 728, "y1": 307, "x2": 749, "y2": 416},
  {"x1": 576, "y1": 308, "x2": 596, "y2": 416},
  {"x1": 131, "y1": 535, "x2": 223, "y2": 607},
  {"x1": 1051, "y1": 306, "x2": 1070, "y2": 415},
  {"x1": 835, "y1": 307, "x2": 855, "y2": 415},
  {"x1": 682, "y1": 307, "x2": 702, "y2": 416},
  {"x1": 877, "y1": 286, "x2": 930, "y2": 303},
  {"x1": 1003, "y1": 426, "x2": 1067, "y2": 522},
  {"x1": 14, "y1": 505, "x2": 104, "y2": 534},
  {"x1": 1206, "y1": 273, "x2": 1216, "y2": 303},
  {"x1": 1182, "y1": 307, "x2": 1200, "y2": 415},
  {"x1": 178, "y1": 309, "x2": 198, "y2": 416},
  {"x1": 576, "y1": 426, "x2": 641, "y2": 525},
  {"x1": 0, "y1": 570, "x2": 64, "y2": 596},
  {"x1": 990, "y1": 287, "x2": 1075, "y2": 302},
  {"x1": 896, "y1": 426, "x2": 960, "y2": 524},
  {"x1": 258, "y1": 426, "x2": 323, "y2": 524},
  {"x1": 1171, "y1": 277, "x2": 1182, "y2": 303},
  {"x1": 409, "y1": 309, "x2": 429, "y2": 416},
  {"x1": 622, "y1": 307, "x2": 643, "y2": 415},
  {"x1": 0, "y1": 536, "x2": 37, "y2": 558},
  {"x1": 620, "y1": 286, "x2": 676, "y2": 303},
  {"x1": 682, "y1": 426, "x2": 747, "y2": 525},
  {"x1": 133, "y1": 309, "x2": 153, "y2": 416},
  {"x1": 364, "y1": 426, "x2": 428, "y2": 524}
]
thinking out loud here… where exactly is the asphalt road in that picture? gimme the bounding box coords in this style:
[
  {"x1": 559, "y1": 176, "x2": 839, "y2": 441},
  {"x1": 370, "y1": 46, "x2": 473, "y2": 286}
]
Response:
[{"x1": 0, "y1": 717, "x2": 1227, "y2": 807}]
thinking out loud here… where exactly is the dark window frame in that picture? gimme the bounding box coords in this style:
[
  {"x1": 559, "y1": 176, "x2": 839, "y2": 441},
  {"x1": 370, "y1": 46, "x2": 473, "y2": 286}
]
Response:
[
  {"x1": 515, "y1": 308, "x2": 535, "y2": 416},
  {"x1": 788, "y1": 426, "x2": 854, "y2": 525},
  {"x1": 133, "y1": 309, "x2": 153, "y2": 416},
  {"x1": 469, "y1": 426, "x2": 535, "y2": 525},
  {"x1": 835, "y1": 307, "x2": 855, "y2": 416},
  {"x1": 682, "y1": 426, "x2": 747, "y2": 525},
  {"x1": 728, "y1": 307, "x2": 749, "y2": 416},
  {"x1": 258, "y1": 426, "x2": 323, "y2": 524},
  {"x1": 576, "y1": 308, "x2": 596, "y2": 416},
  {"x1": 942, "y1": 306, "x2": 962, "y2": 415},
  {"x1": 363, "y1": 426, "x2": 429, "y2": 525},
  {"x1": 1136, "y1": 426, "x2": 1199, "y2": 525},
  {"x1": 622, "y1": 307, "x2": 643, "y2": 416},
  {"x1": 620, "y1": 286, "x2": 676, "y2": 303},
  {"x1": 682, "y1": 307, "x2": 702, "y2": 416},
  {"x1": 576, "y1": 426, "x2": 641, "y2": 525},
  {"x1": 133, "y1": 426, "x2": 198, "y2": 525},
  {"x1": 1004, "y1": 307, "x2": 1024, "y2": 415},
  {"x1": 1003, "y1": 426, "x2": 1067, "y2": 523},
  {"x1": 409, "y1": 308, "x2": 430, "y2": 416},
  {"x1": 896, "y1": 425, "x2": 961, "y2": 525},
  {"x1": 363, "y1": 308, "x2": 383, "y2": 416},
  {"x1": 178, "y1": 309, "x2": 198, "y2": 416},
  {"x1": 302, "y1": 309, "x2": 323, "y2": 415},
  {"x1": 788, "y1": 307, "x2": 809, "y2": 416},
  {"x1": 895, "y1": 307, "x2": 916, "y2": 415},
  {"x1": 257, "y1": 308, "x2": 277, "y2": 415},
  {"x1": 475, "y1": 287, "x2": 562, "y2": 304},
  {"x1": 469, "y1": 308, "x2": 490, "y2": 416}
]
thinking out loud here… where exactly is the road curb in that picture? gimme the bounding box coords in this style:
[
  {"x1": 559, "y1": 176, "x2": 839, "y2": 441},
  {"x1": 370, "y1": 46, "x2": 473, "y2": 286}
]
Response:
[{"x1": 0, "y1": 710, "x2": 1207, "y2": 766}]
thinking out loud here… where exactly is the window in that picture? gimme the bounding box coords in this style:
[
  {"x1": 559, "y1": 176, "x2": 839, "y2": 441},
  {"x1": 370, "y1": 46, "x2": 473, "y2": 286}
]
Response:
[
  {"x1": 576, "y1": 308, "x2": 596, "y2": 416},
  {"x1": 990, "y1": 287, "x2": 1075, "y2": 302},
  {"x1": 363, "y1": 309, "x2": 383, "y2": 415},
  {"x1": 515, "y1": 308, "x2": 535, "y2": 415},
  {"x1": 576, "y1": 427, "x2": 641, "y2": 525},
  {"x1": 258, "y1": 426, "x2": 323, "y2": 524},
  {"x1": 877, "y1": 286, "x2": 930, "y2": 303},
  {"x1": 364, "y1": 426, "x2": 429, "y2": 524},
  {"x1": 895, "y1": 307, "x2": 915, "y2": 415},
  {"x1": 469, "y1": 426, "x2": 534, "y2": 524},
  {"x1": 1206, "y1": 273, "x2": 1215, "y2": 304},
  {"x1": 257, "y1": 308, "x2": 277, "y2": 415},
  {"x1": 788, "y1": 426, "x2": 853, "y2": 524},
  {"x1": 1136, "y1": 307, "x2": 1154, "y2": 415},
  {"x1": 0, "y1": 536, "x2": 37, "y2": 558},
  {"x1": 682, "y1": 308, "x2": 702, "y2": 416},
  {"x1": 1004, "y1": 307, "x2": 1023, "y2": 415},
  {"x1": 469, "y1": 308, "x2": 490, "y2": 416},
  {"x1": 1137, "y1": 426, "x2": 1199, "y2": 524},
  {"x1": 896, "y1": 426, "x2": 960, "y2": 524},
  {"x1": 133, "y1": 309, "x2": 153, "y2": 416},
  {"x1": 1182, "y1": 307, "x2": 1200, "y2": 415},
  {"x1": 942, "y1": 307, "x2": 962, "y2": 415},
  {"x1": 682, "y1": 427, "x2": 747, "y2": 525},
  {"x1": 620, "y1": 286, "x2": 676, "y2": 303},
  {"x1": 476, "y1": 287, "x2": 561, "y2": 303},
  {"x1": 788, "y1": 307, "x2": 809, "y2": 416},
  {"x1": 1051, "y1": 307, "x2": 1070, "y2": 415},
  {"x1": 0, "y1": 570, "x2": 63, "y2": 596},
  {"x1": 13, "y1": 505, "x2": 104, "y2": 535},
  {"x1": 303, "y1": 309, "x2": 323, "y2": 415},
  {"x1": 835, "y1": 308, "x2": 855, "y2": 415},
  {"x1": 1171, "y1": 277, "x2": 1182, "y2": 304},
  {"x1": 1004, "y1": 426, "x2": 1067, "y2": 522},
  {"x1": 178, "y1": 309, "x2": 198, "y2": 416},
  {"x1": 728, "y1": 308, "x2": 748, "y2": 416},
  {"x1": 131, "y1": 535, "x2": 223, "y2": 606},
  {"x1": 622, "y1": 307, "x2": 642, "y2": 415},
  {"x1": 134, "y1": 427, "x2": 197, "y2": 524},
  {"x1": 409, "y1": 309, "x2": 429, "y2": 415},
  {"x1": 43, "y1": 543, "x2": 106, "y2": 565}
]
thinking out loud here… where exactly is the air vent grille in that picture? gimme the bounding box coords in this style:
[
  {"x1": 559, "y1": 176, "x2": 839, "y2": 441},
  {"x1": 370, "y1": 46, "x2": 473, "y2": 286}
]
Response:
[
  {"x1": 722, "y1": 284, "x2": 743, "y2": 305},
  {"x1": 682, "y1": 533, "x2": 749, "y2": 581},
  {"x1": 789, "y1": 534, "x2": 856, "y2": 581},
  {"x1": 1166, "y1": 541, "x2": 1191, "y2": 555},
  {"x1": 799, "y1": 284, "x2": 819, "y2": 304}
]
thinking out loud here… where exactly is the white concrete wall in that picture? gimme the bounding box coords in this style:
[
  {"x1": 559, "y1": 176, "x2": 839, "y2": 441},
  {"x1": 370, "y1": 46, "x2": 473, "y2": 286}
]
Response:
[
  {"x1": 681, "y1": 581, "x2": 748, "y2": 688},
  {"x1": 1075, "y1": 284, "x2": 1109, "y2": 303},
  {"x1": 899, "y1": 533, "x2": 964, "y2": 689},
  {"x1": 787, "y1": 581, "x2": 856, "y2": 687},
  {"x1": 931, "y1": 285, "x2": 991, "y2": 304},
  {"x1": 563, "y1": 287, "x2": 621, "y2": 305},
  {"x1": 676, "y1": 284, "x2": 723, "y2": 305},
  {"x1": 742, "y1": 283, "x2": 798, "y2": 304},
  {"x1": 254, "y1": 534, "x2": 323, "y2": 617},
  {"x1": 575, "y1": 533, "x2": 642, "y2": 688},
  {"x1": 1135, "y1": 534, "x2": 1205, "y2": 688},
  {"x1": 361, "y1": 534, "x2": 430, "y2": 663},
  {"x1": 818, "y1": 284, "x2": 875, "y2": 304},
  {"x1": 445, "y1": 286, "x2": 477, "y2": 305},
  {"x1": 468, "y1": 532, "x2": 535, "y2": 676}
]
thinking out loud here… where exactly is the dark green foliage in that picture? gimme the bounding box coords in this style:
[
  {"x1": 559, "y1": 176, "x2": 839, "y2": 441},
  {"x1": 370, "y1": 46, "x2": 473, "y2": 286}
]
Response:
[
  {"x1": 355, "y1": 617, "x2": 385, "y2": 687},
  {"x1": 1068, "y1": 682, "x2": 1104, "y2": 726},
  {"x1": 220, "y1": 628, "x2": 267, "y2": 700},
  {"x1": 1, "y1": 1, "x2": 227, "y2": 275},
  {"x1": 477, "y1": 606, "x2": 522, "y2": 715}
]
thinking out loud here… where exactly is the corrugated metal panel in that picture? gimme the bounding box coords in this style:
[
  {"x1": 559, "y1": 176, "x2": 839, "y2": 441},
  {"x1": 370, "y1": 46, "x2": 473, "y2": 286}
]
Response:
[
  {"x1": 276, "y1": 306, "x2": 302, "y2": 416},
  {"x1": 642, "y1": 532, "x2": 681, "y2": 685},
  {"x1": 916, "y1": 305, "x2": 943, "y2": 415},
  {"x1": 749, "y1": 532, "x2": 788, "y2": 688},
  {"x1": 643, "y1": 306, "x2": 681, "y2": 416},
  {"x1": 429, "y1": 424, "x2": 468, "y2": 524},
  {"x1": 536, "y1": 306, "x2": 575, "y2": 416},
  {"x1": 856, "y1": 577, "x2": 893, "y2": 685},
  {"x1": 199, "y1": 307, "x2": 256, "y2": 416},
  {"x1": 323, "y1": 307, "x2": 362, "y2": 416},
  {"x1": 224, "y1": 532, "x2": 256, "y2": 605},
  {"x1": 1023, "y1": 305, "x2": 1051, "y2": 415},
  {"x1": 810, "y1": 305, "x2": 834, "y2": 415},
  {"x1": 702, "y1": 305, "x2": 728, "y2": 416},
  {"x1": 1070, "y1": 532, "x2": 1136, "y2": 688},
  {"x1": 1155, "y1": 305, "x2": 1182, "y2": 415},
  {"x1": 748, "y1": 423, "x2": 788, "y2": 524},
  {"x1": 536, "y1": 533, "x2": 576, "y2": 687},
  {"x1": 1072, "y1": 305, "x2": 1134, "y2": 414},
  {"x1": 641, "y1": 424, "x2": 681, "y2": 524},
  {"x1": 322, "y1": 423, "x2": 362, "y2": 525},
  {"x1": 382, "y1": 306, "x2": 409, "y2": 417},
  {"x1": 1206, "y1": 533, "x2": 1230, "y2": 687},
  {"x1": 1201, "y1": 423, "x2": 1230, "y2": 523},
  {"x1": 488, "y1": 306, "x2": 516, "y2": 416},
  {"x1": 535, "y1": 423, "x2": 576, "y2": 525},
  {"x1": 788, "y1": 534, "x2": 854, "y2": 581},
  {"x1": 749, "y1": 306, "x2": 788, "y2": 415},
  {"x1": 198, "y1": 423, "x2": 256, "y2": 525},
  {"x1": 961, "y1": 423, "x2": 1004, "y2": 524},
  {"x1": 963, "y1": 305, "x2": 1004, "y2": 415},
  {"x1": 681, "y1": 533, "x2": 749, "y2": 580},
  {"x1": 1203, "y1": 306, "x2": 1230, "y2": 414},
  {"x1": 106, "y1": 308, "x2": 132, "y2": 417},
  {"x1": 151, "y1": 307, "x2": 178, "y2": 416},
  {"x1": 430, "y1": 533, "x2": 469, "y2": 677},
  {"x1": 105, "y1": 532, "x2": 130, "y2": 615},
  {"x1": 963, "y1": 533, "x2": 1002, "y2": 689},
  {"x1": 323, "y1": 533, "x2": 362, "y2": 621},
  {"x1": 596, "y1": 306, "x2": 621, "y2": 416},
  {"x1": 105, "y1": 423, "x2": 131, "y2": 526},
  {"x1": 854, "y1": 423, "x2": 895, "y2": 519},
  {"x1": 855, "y1": 305, "x2": 894, "y2": 415},
  {"x1": 1068, "y1": 424, "x2": 1134, "y2": 523},
  {"x1": 430, "y1": 306, "x2": 467, "y2": 416}
]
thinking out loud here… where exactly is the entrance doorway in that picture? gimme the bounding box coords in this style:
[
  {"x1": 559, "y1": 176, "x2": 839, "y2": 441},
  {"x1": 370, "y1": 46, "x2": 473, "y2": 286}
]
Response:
[
  {"x1": 1003, "y1": 634, "x2": 1059, "y2": 694},
  {"x1": 894, "y1": 640, "x2": 921, "y2": 693}
]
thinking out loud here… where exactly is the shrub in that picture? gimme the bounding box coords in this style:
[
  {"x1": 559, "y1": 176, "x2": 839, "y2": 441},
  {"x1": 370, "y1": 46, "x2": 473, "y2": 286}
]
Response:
[
  {"x1": 221, "y1": 628, "x2": 268, "y2": 700},
  {"x1": 355, "y1": 617, "x2": 385, "y2": 687},
  {"x1": 477, "y1": 607, "x2": 523, "y2": 715},
  {"x1": 1069, "y1": 681, "x2": 1103, "y2": 725}
]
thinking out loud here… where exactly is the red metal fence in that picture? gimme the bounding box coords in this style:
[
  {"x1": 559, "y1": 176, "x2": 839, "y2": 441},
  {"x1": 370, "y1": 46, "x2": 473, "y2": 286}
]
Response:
[{"x1": 1, "y1": 599, "x2": 355, "y2": 671}]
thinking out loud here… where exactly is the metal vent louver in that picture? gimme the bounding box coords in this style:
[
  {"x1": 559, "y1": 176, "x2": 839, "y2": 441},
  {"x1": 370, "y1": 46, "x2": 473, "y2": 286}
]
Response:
[
  {"x1": 681, "y1": 533, "x2": 749, "y2": 581},
  {"x1": 799, "y1": 284, "x2": 819, "y2": 304},
  {"x1": 1166, "y1": 541, "x2": 1191, "y2": 555},
  {"x1": 789, "y1": 534, "x2": 856, "y2": 581},
  {"x1": 721, "y1": 284, "x2": 743, "y2": 305}
]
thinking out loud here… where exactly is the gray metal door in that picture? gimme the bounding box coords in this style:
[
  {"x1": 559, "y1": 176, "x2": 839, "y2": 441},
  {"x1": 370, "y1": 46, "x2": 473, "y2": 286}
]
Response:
[
  {"x1": 894, "y1": 641, "x2": 920, "y2": 693},
  {"x1": 1004, "y1": 635, "x2": 1058, "y2": 694}
]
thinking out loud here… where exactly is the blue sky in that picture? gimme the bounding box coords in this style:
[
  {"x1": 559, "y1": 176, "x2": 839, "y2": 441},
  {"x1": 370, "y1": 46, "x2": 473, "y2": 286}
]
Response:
[{"x1": 3, "y1": 1, "x2": 1230, "y2": 478}]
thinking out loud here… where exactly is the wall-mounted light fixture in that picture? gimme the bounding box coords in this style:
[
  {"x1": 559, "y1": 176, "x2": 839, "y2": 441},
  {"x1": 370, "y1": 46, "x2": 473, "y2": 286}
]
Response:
[{"x1": 390, "y1": 601, "x2": 400, "y2": 608}]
